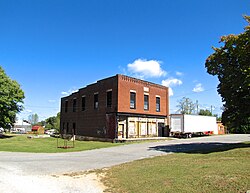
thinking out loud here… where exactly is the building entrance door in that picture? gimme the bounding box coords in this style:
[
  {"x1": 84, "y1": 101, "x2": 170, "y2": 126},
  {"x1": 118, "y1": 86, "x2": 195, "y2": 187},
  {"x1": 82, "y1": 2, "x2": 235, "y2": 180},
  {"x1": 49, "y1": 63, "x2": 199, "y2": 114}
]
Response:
[{"x1": 118, "y1": 124, "x2": 124, "y2": 139}]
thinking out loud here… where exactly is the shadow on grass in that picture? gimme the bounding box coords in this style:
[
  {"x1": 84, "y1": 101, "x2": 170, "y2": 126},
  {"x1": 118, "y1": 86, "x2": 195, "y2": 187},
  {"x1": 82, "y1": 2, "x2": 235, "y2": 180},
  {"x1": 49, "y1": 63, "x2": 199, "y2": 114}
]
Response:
[
  {"x1": 149, "y1": 142, "x2": 250, "y2": 154},
  {"x1": 0, "y1": 134, "x2": 14, "y2": 139}
]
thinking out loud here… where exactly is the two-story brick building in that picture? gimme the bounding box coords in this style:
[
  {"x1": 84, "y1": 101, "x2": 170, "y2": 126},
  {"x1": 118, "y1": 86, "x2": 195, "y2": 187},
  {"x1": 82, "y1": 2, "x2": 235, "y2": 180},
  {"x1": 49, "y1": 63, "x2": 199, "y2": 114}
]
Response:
[{"x1": 60, "y1": 74, "x2": 169, "y2": 140}]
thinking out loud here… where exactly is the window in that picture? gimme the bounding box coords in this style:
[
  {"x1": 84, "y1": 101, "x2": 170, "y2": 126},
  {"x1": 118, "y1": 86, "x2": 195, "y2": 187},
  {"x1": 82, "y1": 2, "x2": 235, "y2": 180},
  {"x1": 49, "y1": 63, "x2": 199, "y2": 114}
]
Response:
[
  {"x1": 94, "y1": 93, "x2": 99, "y2": 109},
  {"x1": 144, "y1": 95, "x2": 149, "y2": 110},
  {"x1": 82, "y1": 96, "x2": 86, "y2": 111},
  {"x1": 65, "y1": 100, "x2": 68, "y2": 112},
  {"x1": 62, "y1": 122, "x2": 65, "y2": 132},
  {"x1": 130, "y1": 92, "x2": 136, "y2": 109},
  {"x1": 66, "y1": 122, "x2": 69, "y2": 133},
  {"x1": 73, "y1": 123, "x2": 76, "y2": 135},
  {"x1": 107, "y1": 91, "x2": 112, "y2": 108},
  {"x1": 156, "y1": 97, "x2": 160, "y2": 112},
  {"x1": 73, "y1": 98, "x2": 77, "y2": 112}
]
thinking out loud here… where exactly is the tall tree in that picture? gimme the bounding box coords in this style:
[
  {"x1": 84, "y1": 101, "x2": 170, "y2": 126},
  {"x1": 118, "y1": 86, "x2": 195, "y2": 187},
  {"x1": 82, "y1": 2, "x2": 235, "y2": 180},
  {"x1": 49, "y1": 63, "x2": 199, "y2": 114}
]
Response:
[
  {"x1": 0, "y1": 66, "x2": 25, "y2": 130},
  {"x1": 198, "y1": 109, "x2": 212, "y2": 116},
  {"x1": 205, "y1": 16, "x2": 250, "y2": 133},
  {"x1": 176, "y1": 97, "x2": 196, "y2": 114},
  {"x1": 45, "y1": 112, "x2": 60, "y2": 131},
  {"x1": 28, "y1": 113, "x2": 39, "y2": 125}
]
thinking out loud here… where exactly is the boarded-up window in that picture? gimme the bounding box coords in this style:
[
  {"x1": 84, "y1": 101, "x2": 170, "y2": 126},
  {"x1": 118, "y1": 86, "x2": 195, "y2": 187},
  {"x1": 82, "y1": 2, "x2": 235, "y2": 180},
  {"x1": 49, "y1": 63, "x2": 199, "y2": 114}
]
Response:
[{"x1": 140, "y1": 122, "x2": 147, "y2": 135}]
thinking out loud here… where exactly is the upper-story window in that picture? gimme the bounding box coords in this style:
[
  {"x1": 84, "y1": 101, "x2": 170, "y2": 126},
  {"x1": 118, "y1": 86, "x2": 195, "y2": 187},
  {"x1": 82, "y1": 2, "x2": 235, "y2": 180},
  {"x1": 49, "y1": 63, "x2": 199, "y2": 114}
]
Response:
[
  {"x1": 94, "y1": 93, "x2": 99, "y2": 109},
  {"x1": 156, "y1": 96, "x2": 160, "y2": 112},
  {"x1": 73, "y1": 98, "x2": 77, "y2": 112},
  {"x1": 144, "y1": 94, "x2": 149, "y2": 110},
  {"x1": 82, "y1": 96, "x2": 86, "y2": 111},
  {"x1": 130, "y1": 91, "x2": 136, "y2": 109},
  {"x1": 107, "y1": 90, "x2": 112, "y2": 108},
  {"x1": 65, "y1": 100, "x2": 68, "y2": 113}
]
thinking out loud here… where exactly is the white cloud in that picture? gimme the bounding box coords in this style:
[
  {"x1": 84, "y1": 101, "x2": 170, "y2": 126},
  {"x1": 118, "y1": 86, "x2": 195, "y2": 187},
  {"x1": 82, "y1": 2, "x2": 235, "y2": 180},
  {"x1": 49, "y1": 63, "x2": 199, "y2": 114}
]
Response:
[
  {"x1": 48, "y1": 100, "x2": 56, "y2": 103},
  {"x1": 176, "y1": 71, "x2": 183, "y2": 76},
  {"x1": 161, "y1": 78, "x2": 182, "y2": 87},
  {"x1": 127, "y1": 59, "x2": 166, "y2": 78},
  {"x1": 26, "y1": 109, "x2": 32, "y2": 113},
  {"x1": 162, "y1": 78, "x2": 182, "y2": 97},
  {"x1": 61, "y1": 89, "x2": 79, "y2": 96},
  {"x1": 168, "y1": 87, "x2": 174, "y2": 96},
  {"x1": 61, "y1": 91, "x2": 68, "y2": 95},
  {"x1": 193, "y1": 83, "x2": 204, "y2": 92}
]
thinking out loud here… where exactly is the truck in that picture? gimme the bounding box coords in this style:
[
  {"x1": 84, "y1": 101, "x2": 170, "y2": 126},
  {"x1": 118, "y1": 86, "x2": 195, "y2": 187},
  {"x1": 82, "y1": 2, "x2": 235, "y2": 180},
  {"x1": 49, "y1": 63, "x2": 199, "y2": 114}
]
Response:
[{"x1": 170, "y1": 114, "x2": 217, "y2": 138}]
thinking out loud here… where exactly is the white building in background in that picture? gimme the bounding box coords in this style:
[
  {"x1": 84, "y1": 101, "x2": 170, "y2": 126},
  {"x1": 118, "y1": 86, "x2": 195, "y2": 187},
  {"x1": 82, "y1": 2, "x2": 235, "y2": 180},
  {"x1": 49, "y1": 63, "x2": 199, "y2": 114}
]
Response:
[{"x1": 12, "y1": 120, "x2": 32, "y2": 133}]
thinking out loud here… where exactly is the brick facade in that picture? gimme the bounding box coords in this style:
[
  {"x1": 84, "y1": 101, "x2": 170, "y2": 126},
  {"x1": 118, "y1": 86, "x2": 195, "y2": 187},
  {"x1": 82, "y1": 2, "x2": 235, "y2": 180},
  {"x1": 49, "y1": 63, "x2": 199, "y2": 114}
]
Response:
[{"x1": 60, "y1": 74, "x2": 169, "y2": 140}]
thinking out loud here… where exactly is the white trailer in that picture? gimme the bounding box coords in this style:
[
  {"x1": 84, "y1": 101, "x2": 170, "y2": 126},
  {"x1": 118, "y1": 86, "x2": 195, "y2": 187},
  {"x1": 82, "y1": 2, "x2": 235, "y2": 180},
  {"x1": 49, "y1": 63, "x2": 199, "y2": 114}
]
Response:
[{"x1": 170, "y1": 114, "x2": 217, "y2": 138}]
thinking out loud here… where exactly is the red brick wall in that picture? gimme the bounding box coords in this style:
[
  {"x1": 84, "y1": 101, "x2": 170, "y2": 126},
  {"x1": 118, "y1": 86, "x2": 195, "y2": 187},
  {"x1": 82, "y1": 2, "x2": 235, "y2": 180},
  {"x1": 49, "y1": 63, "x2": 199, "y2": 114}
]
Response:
[
  {"x1": 60, "y1": 76, "x2": 118, "y2": 138},
  {"x1": 117, "y1": 75, "x2": 169, "y2": 117}
]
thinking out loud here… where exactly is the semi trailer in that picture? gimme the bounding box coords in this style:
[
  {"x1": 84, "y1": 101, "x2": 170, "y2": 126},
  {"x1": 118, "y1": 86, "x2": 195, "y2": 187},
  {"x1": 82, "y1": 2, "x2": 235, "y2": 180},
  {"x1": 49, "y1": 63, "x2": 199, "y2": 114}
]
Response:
[{"x1": 170, "y1": 114, "x2": 217, "y2": 138}]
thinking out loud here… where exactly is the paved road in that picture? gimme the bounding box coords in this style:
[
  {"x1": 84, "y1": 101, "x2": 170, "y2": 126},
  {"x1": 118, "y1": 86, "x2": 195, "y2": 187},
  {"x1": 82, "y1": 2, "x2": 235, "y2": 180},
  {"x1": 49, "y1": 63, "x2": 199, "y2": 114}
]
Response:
[{"x1": 0, "y1": 134, "x2": 249, "y2": 175}]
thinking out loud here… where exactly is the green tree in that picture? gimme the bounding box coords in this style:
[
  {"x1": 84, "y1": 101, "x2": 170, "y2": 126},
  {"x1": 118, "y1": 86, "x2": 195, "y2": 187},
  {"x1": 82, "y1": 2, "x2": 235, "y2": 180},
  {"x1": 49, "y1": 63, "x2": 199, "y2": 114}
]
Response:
[
  {"x1": 198, "y1": 109, "x2": 212, "y2": 116},
  {"x1": 45, "y1": 112, "x2": 60, "y2": 131},
  {"x1": 0, "y1": 66, "x2": 25, "y2": 130},
  {"x1": 176, "y1": 97, "x2": 196, "y2": 114},
  {"x1": 28, "y1": 113, "x2": 39, "y2": 125},
  {"x1": 205, "y1": 16, "x2": 250, "y2": 133}
]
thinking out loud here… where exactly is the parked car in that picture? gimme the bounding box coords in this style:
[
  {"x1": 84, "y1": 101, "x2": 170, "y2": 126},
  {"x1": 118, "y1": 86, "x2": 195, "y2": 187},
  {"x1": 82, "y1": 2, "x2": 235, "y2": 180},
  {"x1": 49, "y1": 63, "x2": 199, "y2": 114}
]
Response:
[{"x1": 45, "y1": 129, "x2": 56, "y2": 135}]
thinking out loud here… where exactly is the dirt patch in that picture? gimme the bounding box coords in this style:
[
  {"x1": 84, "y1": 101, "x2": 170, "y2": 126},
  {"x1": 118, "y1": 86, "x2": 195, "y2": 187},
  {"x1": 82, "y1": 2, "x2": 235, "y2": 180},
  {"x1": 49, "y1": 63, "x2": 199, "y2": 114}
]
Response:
[{"x1": 0, "y1": 171, "x2": 106, "y2": 193}]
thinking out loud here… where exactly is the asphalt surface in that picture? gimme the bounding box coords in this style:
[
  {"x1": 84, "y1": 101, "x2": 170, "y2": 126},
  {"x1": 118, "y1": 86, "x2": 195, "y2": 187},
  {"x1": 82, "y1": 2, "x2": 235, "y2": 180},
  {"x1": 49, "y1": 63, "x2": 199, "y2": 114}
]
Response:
[{"x1": 0, "y1": 134, "x2": 249, "y2": 175}]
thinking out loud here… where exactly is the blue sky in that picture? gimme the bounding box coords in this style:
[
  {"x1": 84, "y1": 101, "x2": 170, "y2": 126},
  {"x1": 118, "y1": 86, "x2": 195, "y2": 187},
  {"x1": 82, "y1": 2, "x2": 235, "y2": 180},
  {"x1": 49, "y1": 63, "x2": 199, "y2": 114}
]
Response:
[{"x1": 0, "y1": 0, "x2": 249, "y2": 120}]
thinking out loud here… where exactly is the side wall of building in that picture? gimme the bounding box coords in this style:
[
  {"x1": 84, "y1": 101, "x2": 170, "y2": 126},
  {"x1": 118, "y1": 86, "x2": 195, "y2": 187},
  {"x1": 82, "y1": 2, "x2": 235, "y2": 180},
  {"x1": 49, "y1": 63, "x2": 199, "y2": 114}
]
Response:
[{"x1": 60, "y1": 76, "x2": 118, "y2": 138}]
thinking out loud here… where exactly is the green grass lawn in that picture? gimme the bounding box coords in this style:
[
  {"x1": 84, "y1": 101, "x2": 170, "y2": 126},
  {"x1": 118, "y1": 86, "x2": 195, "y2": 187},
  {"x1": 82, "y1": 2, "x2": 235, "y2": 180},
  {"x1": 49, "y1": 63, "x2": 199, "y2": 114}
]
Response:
[
  {"x1": 0, "y1": 134, "x2": 121, "y2": 153},
  {"x1": 102, "y1": 142, "x2": 250, "y2": 193}
]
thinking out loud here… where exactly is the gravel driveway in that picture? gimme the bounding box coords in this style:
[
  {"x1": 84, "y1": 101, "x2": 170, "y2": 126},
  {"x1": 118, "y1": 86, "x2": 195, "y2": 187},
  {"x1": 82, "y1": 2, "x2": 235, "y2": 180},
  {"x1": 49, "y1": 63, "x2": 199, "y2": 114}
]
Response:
[{"x1": 0, "y1": 134, "x2": 249, "y2": 193}]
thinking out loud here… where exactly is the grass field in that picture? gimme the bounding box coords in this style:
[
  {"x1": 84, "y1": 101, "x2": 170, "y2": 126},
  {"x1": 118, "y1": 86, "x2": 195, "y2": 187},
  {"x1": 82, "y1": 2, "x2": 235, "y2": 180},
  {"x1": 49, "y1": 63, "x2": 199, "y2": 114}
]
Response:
[
  {"x1": 0, "y1": 134, "x2": 121, "y2": 153},
  {"x1": 102, "y1": 142, "x2": 250, "y2": 193}
]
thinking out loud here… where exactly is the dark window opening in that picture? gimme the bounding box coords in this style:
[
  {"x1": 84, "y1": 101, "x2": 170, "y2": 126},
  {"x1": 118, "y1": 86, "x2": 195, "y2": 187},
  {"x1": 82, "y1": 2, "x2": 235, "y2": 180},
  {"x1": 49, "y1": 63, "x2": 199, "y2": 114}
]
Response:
[
  {"x1": 156, "y1": 97, "x2": 160, "y2": 112},
  {"x1": 66, "y1": 122, "x2": 69, "y2": 133},
  {"x1": 82, "y1": 96, "x2": 86, "y2": 111},
  {"x1": 65, "y1": 101, "x2": 68, "y2": 112},
  {"x1": 73, "y1": 123, "x2": 76, "y2": 135},
  {"x1": 94, "y1": 94, "x2": 99, "y2": 109},
  {"x1": 144, "y1": 95, "x2": 149, "y2": 110},
  {"x1": 130, "y1": 92, "x2": 136, "y2": 109},
  {"x1": 107, "y1": 91, "x2": 112, "y2": 108},
  {"x1": 73, "y1": 98, "x2": 77, "y2": 112}
]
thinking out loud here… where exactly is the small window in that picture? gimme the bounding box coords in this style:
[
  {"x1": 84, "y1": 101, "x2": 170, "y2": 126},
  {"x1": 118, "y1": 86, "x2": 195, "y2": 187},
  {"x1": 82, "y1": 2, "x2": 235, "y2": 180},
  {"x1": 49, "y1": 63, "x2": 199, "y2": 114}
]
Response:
[
  {"x1": 82, "y1": 96, "x2": 86, "y2": 111},
  {"x1": 65, "y1": 101, "x2": 68, "y2": 112},
  {"x1": 94, "y1": 94, "x2": 99, "y2": 109},
  {"x1": 130, "y1": 92, "x2": 136, "y2": 109},
  {"x1": 73, "y1": 98, "x2": 77, "y2": 112},
  {"x1": 107, "y1": 91, "x2": 112, "y2": 108},
  {"x1": 62, "y1": 122, "x2": 65, "y2": 132},
  {"x1": 73, "y1": 123, "x2": 76, "y2": 135},
  {"x1": 156, "y1": 97, "x2": 160, "y2": 112},
  {"x1": 144, "y1": 95, "x2": 149, "y2": 110},
  {"x1": 66, "y1": 122, "x2": 69, "y2": 133}
]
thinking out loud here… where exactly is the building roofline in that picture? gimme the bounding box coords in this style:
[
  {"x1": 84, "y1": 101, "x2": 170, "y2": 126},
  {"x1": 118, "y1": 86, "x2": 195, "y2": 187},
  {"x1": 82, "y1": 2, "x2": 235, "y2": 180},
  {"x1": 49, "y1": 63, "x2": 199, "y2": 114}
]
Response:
[
  {"x1": 117, "y1": 74, "x2": 168, "y2": 90},
  {"x1": 61, "y1": 74, "x2": 168, "y2": 99}
]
